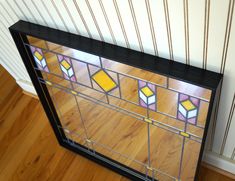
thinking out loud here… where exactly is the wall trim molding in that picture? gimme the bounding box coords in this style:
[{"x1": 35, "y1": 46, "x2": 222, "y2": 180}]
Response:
[
  {"x1": 16, "y1": 79, "x2": 37, "y2": 95},
  {"x1": 204, "y1": 151, "x2": 235, "y2": 175}
]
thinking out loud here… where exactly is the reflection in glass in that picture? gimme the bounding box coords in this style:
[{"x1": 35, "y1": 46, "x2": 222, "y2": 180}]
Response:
[{"x1": 27, "y1": 36, "x2": 212, "y2": 181}]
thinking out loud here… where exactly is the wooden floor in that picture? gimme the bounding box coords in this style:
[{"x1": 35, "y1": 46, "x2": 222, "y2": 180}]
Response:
[{"x1": 0, "y1": 65, "x2": 234, "y2": 181}]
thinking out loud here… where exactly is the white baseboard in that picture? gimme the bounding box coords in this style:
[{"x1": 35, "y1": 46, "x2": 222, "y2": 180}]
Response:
[
  {"x1": 203, "y1": 151, "x2": 235, "y2": 174},
  {"x1": 16, "y1": 79, "x2": 37, "y2": 95}
]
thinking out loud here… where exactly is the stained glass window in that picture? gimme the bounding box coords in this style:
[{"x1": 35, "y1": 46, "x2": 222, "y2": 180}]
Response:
[
  {"x1": 30, "y1": 46, "x2": 49, "y2": 72},
  {"x1": 26, "y1": 36, "x2": 213, "y2": 180},
  {"x1": 9, "y1": 22, "x2": 220, "y2": 181},
  {"x1": 57, "y1": 55, "x2": 76, "y2": 82}
]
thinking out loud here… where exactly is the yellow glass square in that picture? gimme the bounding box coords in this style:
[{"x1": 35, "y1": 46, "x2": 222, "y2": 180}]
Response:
[
  {"x1": 71, "y1": 90, "x2": 77, "y2": 95},
  {"x1": 92, "y1": 70, "x2": 117, "y2": 92},
  {"x1": 144, "y1": 118, "x2": 152, "y2": 124},
  {"x1": 181, "y1": 100, "x2": 195, "y2": 111},
  {"x1": 180, "y1": 131, "x2": 190, "y2": 138},
  {"x1": 45, "y1": 81, "x2": 52, "y2": 85},
  {"x1": 141, "y1": 86, "x2": 154, "y2": 97},
  {"x1": 61, "y1": 60, "x2": 71, "y2": 70},
  {"x1": 34, "y1": 51, "x2": 43, "y2": 61}
]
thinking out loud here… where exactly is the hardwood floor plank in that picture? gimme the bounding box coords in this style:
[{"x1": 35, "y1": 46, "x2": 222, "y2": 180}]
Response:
[{"x1": 0, "y1": 98, "x2": 47, "y2": 180}]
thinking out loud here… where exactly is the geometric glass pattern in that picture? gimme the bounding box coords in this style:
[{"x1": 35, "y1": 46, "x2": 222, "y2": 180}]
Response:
[
  {"x1": 10, "y1": 20, "x2": 221, "y2": 181},
  {"x1": 177, "y1": 93, "x2": 199, "y2": 125},
  {"x1": 138, "y1": 80, "x2": 156, "y2": 111},
  {"x1": 91, "y1": 69, "x2": 118, "y2": 92},
  {"x1": 30, "y1": 46, "x2": 49, "y2": 72},
  {"x1": 57, "y1": 54, "x2": 76, "y2": 82}
]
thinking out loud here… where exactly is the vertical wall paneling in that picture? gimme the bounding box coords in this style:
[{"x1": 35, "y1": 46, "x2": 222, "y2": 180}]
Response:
[
  {"x1": 12, "y1": 0, "x2": 29, "y2": 21},
  {"x1": 0, "y1": 0, "x2": 235, "y2": 174},
  {"x1": 188, "y1": 0, "x2": 205, "y2": 68},
  {"x1": 98, "y1": 0, "x2": 117, "y2": 45},
  {"x1": 231, "y1": 148, "x2": 235, "y2": 160},
  {"x1": 131, "y1": 0, "x2": 155, "y2": 55},
  {"x1": 99, "y1": 0, "x2": 126, "y2": 47},
  {"x1": 149, "y1": 0, "x2": 170, "y2": 59},
  {"x1": 222, "y1": 93, "x2": 235, "y2": 157},
  {"x1": 85, "y1": 0, "x2": 112, "y2": 43},
  {"x1": 50, "y1": 0, "x2": 70, "y2": 32},
  {"x1": 207, "y1": 0, "x2": 230, "y2": 72},
  {"x1": 72, "y1": 0, "x2": 92, "y2": 38},
  {"x1": 40, "y1": 0, "x2": 59, "y2": 29},
  {"x1": 163, "y1": 0, "x2": 174, "y2": 60},
  {"x1": 212, "y1": 0, "x2": 235, "y2": 156},
  {"x1": 183, "y1": 0, "x2": 189, "y2": 64},
  {"x1": 112, "y1": 0, "x2": 130, "y2": 48},
  {"x1": 114, "y1": 0, "x2": 140, "y2": 51},
  {"x1": 202, "y1": 0, "x2": 210, "y2": 70},
  {"x1": 45, "y1": 0, "x2": 68, "y2": 31},
  {"x1": 145, "y1": 0, "x2": 158, "y2": 56},
  {"x1": 85, "y1": 0, "x2": 105, "y2": 42},
  {"x1": 166, "y1": 0, "x2": 186, "y2": 62},
  {"x1": 4, "y1": 1, "x2": 21, "y2": 20},
  {"x1": 218, "y1": 1, "x2": 235, "y2": 157},
  {"x1": 75, "y1": 0, "x2": 102, "y2": 41}
]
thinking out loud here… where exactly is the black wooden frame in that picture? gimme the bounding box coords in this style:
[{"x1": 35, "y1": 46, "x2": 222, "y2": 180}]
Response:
[{"x1": 9, "y1": 20, "x2": 223, "y2": 181}]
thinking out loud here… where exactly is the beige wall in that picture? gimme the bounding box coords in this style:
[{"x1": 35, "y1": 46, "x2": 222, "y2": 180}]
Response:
[{"x1": 0, "y1": 0, "x2": 234, "y2": 173}]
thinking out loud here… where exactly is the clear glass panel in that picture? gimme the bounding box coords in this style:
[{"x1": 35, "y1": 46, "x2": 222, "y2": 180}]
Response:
[{"x1": 26, "y1": 35, "x2": 212, "y2": 180}]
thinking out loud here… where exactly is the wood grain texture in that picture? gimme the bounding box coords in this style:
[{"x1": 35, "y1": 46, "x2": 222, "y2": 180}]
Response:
[
  {"x1": 0, "y1": 65, "x2": 233, "y2": 181},
  {"x1": 0, "y1": 64, "x2": 128, "y2": 181}
]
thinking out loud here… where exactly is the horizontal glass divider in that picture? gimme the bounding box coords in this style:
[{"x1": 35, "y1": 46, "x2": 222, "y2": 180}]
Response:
[
  {"x1": 38, "y1": 77, "x2": 202, "y2": 143},
  {"x1": 65, "y1": 137, "x2": 148, "y2": 180},
  {"x1": 61, "y1": 124, "x2": 175, "y2": 180},
  {"x1": 35, "y1": 67, "x2": 205, "y2": 130}
]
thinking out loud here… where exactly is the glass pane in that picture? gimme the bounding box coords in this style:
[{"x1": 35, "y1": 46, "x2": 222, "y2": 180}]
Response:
[{"x1": 26, "y1": 35, "x2": 212, "y2": 180}]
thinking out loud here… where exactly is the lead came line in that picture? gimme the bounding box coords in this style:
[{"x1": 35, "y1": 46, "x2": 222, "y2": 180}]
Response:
[
  {"x1": 39, "y1": 79, "x2": 174, "y2": 178},
  {"x1": 34, "y1": 64, "x2": 206, "y2": 131},
  {"x1": 19, "y1": 33, "x2": 66, "y2": 148},
  {"x1": 37, "y1": 76, "x2": 202, "y2": 144},
  {"x1": 68, "y1": 59, "x2": 91, "y2": 145},
  {"x1": 26, "y1": 43, "x2": 208, "y2": 132},
  {"x1": 177, "y1": 96, "x2": 188, "y2": 180}
]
